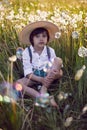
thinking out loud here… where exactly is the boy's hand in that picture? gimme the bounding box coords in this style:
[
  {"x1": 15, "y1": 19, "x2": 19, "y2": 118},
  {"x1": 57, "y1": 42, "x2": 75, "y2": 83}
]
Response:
[
  {"x1": 48, "y1": 69, "x2": 63, "y2": 80},
  {"x1": 41, "y1": 77, "x2": 51, "y2": 87},
  {"x1": 41, "y1": 69, "x2": 63, "y2": 87}
]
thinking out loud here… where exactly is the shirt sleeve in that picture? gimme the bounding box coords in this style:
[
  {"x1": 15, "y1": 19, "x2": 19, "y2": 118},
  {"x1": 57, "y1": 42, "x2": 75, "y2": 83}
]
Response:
[{"x1": 22, "y1": 48, "x2": 33, "y2": 77}]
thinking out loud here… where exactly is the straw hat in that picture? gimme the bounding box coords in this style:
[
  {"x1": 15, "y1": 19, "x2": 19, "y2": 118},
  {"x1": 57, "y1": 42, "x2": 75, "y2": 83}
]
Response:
[{"x1": 19, "y1": 21, "x2": 59, "y2": 44}]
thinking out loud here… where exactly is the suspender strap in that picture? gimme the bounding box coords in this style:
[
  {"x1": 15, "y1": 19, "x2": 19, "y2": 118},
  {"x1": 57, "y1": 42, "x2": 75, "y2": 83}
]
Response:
[
  {"x1": 28, "y1": 46, "x2": 51, "y2": 63},
  {"x1": 28, "y1": 46, "x2": 32, "y2": 63},
  {"x1": 46, "y1": 46, "x2": 51, "y2": 61}
]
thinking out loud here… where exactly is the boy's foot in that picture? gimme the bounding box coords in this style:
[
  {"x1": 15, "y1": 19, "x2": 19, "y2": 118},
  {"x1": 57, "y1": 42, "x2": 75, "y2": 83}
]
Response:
[{"x1": 49, "y1": 96, "x2": 58, "y2": 108}]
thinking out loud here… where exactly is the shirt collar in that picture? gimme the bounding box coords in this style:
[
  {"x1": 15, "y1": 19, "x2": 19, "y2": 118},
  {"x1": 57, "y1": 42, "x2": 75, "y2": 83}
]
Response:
[{"x1": 30, "y1": 45, "x2": 47, "y2": 53}]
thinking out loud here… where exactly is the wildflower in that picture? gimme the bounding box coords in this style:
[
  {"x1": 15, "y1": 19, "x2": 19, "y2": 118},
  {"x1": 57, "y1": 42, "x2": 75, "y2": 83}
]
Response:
[
  {"x1": 14, "y1": 24, "x2": 22, "y2": 30},
  {"x1": 1, "y1": 24, "x2": 4, "y2": 28},
  {"x1": 84, "y1": 23, "x2": 87, "y2": 27},
  {"x1": 0, "y1": 95, "x2": 3, "y2": 102},
  {"x1": 64, "y1": 104, "x2": 70, "y2": 113},
  {"x1": 9, "y1": 55, "x2": 17, "y2": 62},
  {"x1": 57, "y1": 91, "x2": 64, "y2": 101},
  {"x1": 78, "y1": 46, "x2": 87, "y2": 57},
  {"x1": 57, "y1": 91, "x2": 71, "y2": 101},
  {"x1": 55, "y1": 32, "x2": 61, "y2": 39},
  {"x1": 75, "y1": 65, "x2": 86, "y2": 81},
  {"x1": 64, "y1": 117, "x2": 73, "y2": 127},
  {"x1": 30, "y1": 2, "x2": 34, "y2": 6},
  {"x1": 26, "y1": 7, "x2": 29, "y2": 11},
  {"x1": 82, "y1": 104, "x2": 87, "y2": 114},
  {"x1": 63, "y1": 93, "x2": 68, "y2": 99},
  {"x1": 3, "y1": 96, "x2": 10, "y2": 103},
  {"x1": 0, "y1": 4, "x2": 4, "y2": 11},
  {"x1": 72, "y1": 24, "x2": 77, "y2": 28},
  {"x1": 72, "y1": 31, "x2": 79, "y2": 39}
]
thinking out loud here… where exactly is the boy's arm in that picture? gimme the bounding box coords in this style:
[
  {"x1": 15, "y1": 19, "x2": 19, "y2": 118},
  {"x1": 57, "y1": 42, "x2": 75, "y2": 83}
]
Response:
[
  {"x1": 26, "y1": 73, "x2": 51, "y2": 87},
  {"x1": 26, "y1": 73, "x2": 43, "y2": 83},
  {"x1": 22, "y1": 48, "x2": 33, "y2": 76}
]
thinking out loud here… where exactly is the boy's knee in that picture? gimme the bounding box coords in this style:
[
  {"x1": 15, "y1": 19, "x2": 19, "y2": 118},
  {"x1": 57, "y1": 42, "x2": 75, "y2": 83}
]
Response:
[
  {"x1": 17, "y1": 77, "x2": 30, "y2": 87},
  {"x1": 15, "y1": 78, "x2": 25, "y2": 87},
  {"x1": 16, "y1": 79, "x2": 22, "y2": 85}
]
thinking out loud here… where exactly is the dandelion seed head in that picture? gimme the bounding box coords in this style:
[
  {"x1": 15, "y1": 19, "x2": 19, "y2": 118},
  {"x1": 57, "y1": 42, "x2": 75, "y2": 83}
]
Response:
[
  {"x1": 9, "y1": 55, "x2": 17, "y2": 62},
  {"x1": 72, "y1": 31, "x2": 79, "y2": 39},
  {"x1": 55, "y1": 32, "x2": 61, "y2": 39},
  {"x1": 57, "y1": 91, "x2": 64, "y2": 101},
  {"x1": 82, "y1": 65, "x2": 86, "y2": 70},
  {"x1": 64, "y1": 117, "x2": 73, "y2": 127},
  {"x1": 82, "y1": 105, "x2": 87, "y2": 113},
  {"x1": 78, "y1": 46, "x2": 87, "y2": 57}
]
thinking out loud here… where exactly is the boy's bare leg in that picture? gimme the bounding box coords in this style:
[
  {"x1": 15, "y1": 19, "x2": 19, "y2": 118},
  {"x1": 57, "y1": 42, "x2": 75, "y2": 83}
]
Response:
[
  {"x1": 50, "y1": 96, "x2": 58, "y2": 107},
  {"x1": 16, "y1": 77, "x2": 40, "y2": 98},
  {"x1": 40, "y1": 85, "x2": 47, "y2": 94},
  {"x1": 23, "y1": 85, "x2": 40, "y2": 98}
]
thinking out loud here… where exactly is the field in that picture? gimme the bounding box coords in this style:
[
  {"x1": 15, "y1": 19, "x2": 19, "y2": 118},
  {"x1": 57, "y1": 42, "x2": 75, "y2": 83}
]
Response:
[{"x1": 0, "y1": 0, "x2": 87, "y2": 130}]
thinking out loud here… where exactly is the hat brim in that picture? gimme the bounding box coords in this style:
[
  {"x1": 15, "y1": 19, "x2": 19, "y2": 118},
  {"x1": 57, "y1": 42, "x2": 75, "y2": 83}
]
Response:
[{"x1": 19, "y1": 21, "x2": 59, "y2": 44}]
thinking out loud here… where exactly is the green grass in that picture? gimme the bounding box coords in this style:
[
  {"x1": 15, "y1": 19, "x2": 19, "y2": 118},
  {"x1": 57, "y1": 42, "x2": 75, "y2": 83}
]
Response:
[{"x1": 0, "y1": 0, "x2": 87, "y2": 130}]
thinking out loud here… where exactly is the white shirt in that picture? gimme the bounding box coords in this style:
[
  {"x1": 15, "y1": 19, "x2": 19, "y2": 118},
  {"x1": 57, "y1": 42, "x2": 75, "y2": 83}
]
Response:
[{"x1": 22, "y1": 45, "x2": 56, "y2": 77}]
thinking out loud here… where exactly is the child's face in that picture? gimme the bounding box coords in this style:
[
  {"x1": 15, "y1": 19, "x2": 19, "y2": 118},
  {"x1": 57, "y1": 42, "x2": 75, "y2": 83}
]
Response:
[{"x1": 33, "y1": 32, "x2": 48, "y2": 48}]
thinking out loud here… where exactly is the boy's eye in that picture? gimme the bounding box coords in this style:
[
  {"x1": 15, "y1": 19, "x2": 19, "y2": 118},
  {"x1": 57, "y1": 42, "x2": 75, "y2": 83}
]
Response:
[
  {"x1": 35, "y1": 34, "x2": 40, "y2": 38},
  {"x1": 42, "y1": 34, "x2": 47, "y2": 37},
  {"x1": 35, "y1": 34, "x2": 47, "y2": 38}
]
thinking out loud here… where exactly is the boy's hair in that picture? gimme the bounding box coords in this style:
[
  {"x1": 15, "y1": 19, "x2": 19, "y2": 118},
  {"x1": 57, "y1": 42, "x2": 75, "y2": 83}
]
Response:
[{"x1": 29, "y1": 27, "x2": 49, "y2": 46}]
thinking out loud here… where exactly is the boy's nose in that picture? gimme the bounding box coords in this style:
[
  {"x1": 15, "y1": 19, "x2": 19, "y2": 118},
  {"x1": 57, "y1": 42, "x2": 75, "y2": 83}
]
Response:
[{"x1": 40, "y1": 37, "x2": 44, "y2": 40}]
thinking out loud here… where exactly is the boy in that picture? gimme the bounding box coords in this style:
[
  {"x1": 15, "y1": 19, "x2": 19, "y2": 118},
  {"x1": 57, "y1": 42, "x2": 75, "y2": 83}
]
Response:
[{"x1": 17, "y1": 21, "x2": 63, "y2": 107}]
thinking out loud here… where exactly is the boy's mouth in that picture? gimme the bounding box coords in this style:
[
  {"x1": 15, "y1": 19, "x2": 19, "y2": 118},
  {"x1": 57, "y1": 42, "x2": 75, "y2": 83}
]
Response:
[{"x1": 39, "y1": 42, "x2": 44, "y2": 44}]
